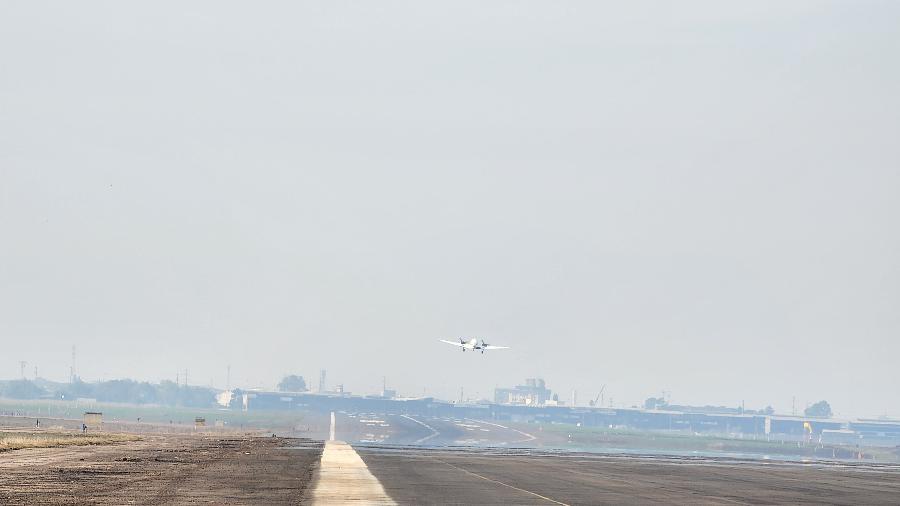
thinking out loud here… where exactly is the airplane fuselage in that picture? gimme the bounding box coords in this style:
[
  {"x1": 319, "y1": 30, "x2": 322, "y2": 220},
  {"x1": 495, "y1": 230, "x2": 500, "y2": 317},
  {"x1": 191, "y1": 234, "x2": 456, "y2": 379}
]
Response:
[
  {"x1": 440, "y1": 337, "x2": 509, "y2": 354},
  {"x1": 461, "y1": 338, "x2": 487, "y2": 353}
]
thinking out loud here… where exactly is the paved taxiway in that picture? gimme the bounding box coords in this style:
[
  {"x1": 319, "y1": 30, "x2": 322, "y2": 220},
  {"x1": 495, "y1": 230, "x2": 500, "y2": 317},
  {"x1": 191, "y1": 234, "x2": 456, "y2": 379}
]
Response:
[{"x1": 333, "y1": 412, "x2": 538, "y2": 447}]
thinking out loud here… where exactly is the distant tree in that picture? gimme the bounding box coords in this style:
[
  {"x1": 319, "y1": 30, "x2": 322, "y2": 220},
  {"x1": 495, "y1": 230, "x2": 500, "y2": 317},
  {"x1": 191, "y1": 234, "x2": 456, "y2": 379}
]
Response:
[
  {"x1": 277, "y1": 375, "x2": 307, "y2": 392},
  {"x1": 134, "y1": 381, "x2": 158, "y2": 404},
  {"x1": 157, "y1": 380, "x2": 181, "y2": 405},
  {"x1": 763, "y1": 405, "x2": 775, "y2": 416},
  {"x1": 178, "y1": 385, "x2": 218, "y2": 408},
  {"x1": 0, "y1": 380, "x2": 45, "y2": 399},
  {"x1": 95, "y1": 379, "x2": 141, "y2": 403},
  {"x1": 58, "y1": 378, "x2": 95, "y2": 399},
  {"x1": 804, "y1": 400, "x2": 832, "y2": 418},
  {"x1": 644, "y1": 397, "x2": 667, "y2": 410},
  {"x1": 152, "y1": 380, "x2": 217, "y2": 407}
]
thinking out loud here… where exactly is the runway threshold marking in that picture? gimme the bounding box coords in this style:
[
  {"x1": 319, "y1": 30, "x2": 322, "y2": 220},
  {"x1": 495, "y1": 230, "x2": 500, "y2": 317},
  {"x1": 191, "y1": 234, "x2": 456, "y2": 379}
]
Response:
[
  {"x1": 401, "y1": 415, "x2": 440, "y2": 444},
  {"x1": 305, "y1": 440, "x2": 396, "y2": 505},
  {"x1": 432, "y1": 456, "x2": 570, "y2": 506},
  {"x1": 468, "y1": 418, "x2": 537, "y2": 443}
]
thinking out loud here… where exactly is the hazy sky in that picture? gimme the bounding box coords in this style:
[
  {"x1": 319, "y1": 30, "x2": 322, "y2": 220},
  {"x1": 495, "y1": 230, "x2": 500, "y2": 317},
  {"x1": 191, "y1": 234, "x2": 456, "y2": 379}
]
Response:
[{"x1": 2, "y1": 1, "x2": 898, "y2": 418}]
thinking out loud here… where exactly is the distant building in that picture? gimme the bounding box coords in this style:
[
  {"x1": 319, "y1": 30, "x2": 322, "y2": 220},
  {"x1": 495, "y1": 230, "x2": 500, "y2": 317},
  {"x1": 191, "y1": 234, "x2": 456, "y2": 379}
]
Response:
[
  {"x1": 494, "y1": 378, "x2": 553, "y2": 406},
  {"x1": 215, "y1": 390, "x2": 233, "y2": 407},
  {"x1": 83, "y1": 411, "x2": 102, "y2": 429}
]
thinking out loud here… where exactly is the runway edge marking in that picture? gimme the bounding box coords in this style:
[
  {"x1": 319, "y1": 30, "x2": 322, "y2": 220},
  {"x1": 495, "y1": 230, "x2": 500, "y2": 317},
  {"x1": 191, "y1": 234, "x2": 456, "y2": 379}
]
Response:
[{"x1": 432, "y1": 456, "x2": 571, "y2": 506}]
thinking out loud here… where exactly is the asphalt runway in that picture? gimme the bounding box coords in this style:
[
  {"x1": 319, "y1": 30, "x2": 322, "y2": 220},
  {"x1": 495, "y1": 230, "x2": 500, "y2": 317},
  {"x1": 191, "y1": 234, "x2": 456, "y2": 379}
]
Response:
[
  {"x1": 329, "y1": 414, "x2": 900, "y2": 504},
  {"x1": 356, "y1": 446, "x2": 900, "y2": 505}
]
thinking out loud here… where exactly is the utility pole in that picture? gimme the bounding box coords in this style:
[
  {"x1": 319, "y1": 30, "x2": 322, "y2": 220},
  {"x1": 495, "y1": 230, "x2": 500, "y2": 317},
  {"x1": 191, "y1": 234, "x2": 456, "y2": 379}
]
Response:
[
  {"x1": 34, "y1": 365, "x2": 38, "y2": 380},
  {"x1": 226, "y1": 364, "x2": 231, "y2": 391},
  {"x1": 19, "y1": 361, "x2": 27, "y2": 380},
  {"x1": 70, "y1": 345, "x2": 76, "y2": 383}
]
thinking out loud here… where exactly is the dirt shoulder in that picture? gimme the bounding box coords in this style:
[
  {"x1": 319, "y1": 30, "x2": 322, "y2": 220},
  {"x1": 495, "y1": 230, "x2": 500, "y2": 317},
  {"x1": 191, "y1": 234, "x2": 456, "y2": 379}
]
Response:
[{"x1": 0, "y1": 434, "x2": 322, "y2": 505}]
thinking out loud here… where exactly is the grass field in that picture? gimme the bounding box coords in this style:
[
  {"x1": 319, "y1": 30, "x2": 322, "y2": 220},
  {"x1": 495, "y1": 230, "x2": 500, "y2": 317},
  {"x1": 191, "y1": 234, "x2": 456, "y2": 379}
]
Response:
[
  {"x1": 521, "y1": 421, "x2": 900, "y2": 462},
  {"x1": 0, "y1": 397, "x2": 324, "y2": 433},
  {"x1": 0, "y1": 431, "x2": 139, "y2": 452}
]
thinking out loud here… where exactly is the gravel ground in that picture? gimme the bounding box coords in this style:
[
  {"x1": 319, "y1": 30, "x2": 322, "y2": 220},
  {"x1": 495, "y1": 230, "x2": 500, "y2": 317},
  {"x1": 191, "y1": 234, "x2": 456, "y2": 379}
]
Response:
[{"x1": 0, "y1": 434, "x2": 322, "y2": 505}]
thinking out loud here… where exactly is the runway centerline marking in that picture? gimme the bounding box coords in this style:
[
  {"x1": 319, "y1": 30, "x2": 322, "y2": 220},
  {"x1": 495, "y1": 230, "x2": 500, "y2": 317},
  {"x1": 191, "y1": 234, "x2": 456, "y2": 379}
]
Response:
[{"x1": 432, "y1": 456, "x2": 570, "y2": 505}]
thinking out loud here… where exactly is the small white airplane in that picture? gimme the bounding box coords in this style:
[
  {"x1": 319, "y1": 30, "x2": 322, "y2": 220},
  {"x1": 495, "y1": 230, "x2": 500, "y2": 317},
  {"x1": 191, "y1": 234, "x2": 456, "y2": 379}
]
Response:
[{"x1": 439, "y1": 337, "x2": 510, "y2": 354}]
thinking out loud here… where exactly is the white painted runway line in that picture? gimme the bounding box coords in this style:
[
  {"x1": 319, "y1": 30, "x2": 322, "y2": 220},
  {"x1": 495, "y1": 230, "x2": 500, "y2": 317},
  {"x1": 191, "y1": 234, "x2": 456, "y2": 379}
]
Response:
[
  {"x1": 432, "y1": 456, "x2": 571, "y2": 506},
  {"x1": 329, "y1": 411, "x2": 336, "y2": 441},
  {"x1": 304, "y1": 440, "x2": 396, "y2": 505},
  {"x1": 401, "y1": 415, "x2": 441, "y2": 444},
  {"x1": 468, "y1": 418, "x2": 537, "y2": 443}
]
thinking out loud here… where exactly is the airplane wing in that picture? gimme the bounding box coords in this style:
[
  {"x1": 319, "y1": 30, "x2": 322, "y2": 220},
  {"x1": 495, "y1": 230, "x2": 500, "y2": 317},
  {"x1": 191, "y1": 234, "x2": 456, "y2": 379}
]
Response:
[
  {"x1": 483, "y1": 345, "x2": 510, "y2": 350},
  {"x1": 439, "y1": 339, "x2": 466, "y2": 347}
]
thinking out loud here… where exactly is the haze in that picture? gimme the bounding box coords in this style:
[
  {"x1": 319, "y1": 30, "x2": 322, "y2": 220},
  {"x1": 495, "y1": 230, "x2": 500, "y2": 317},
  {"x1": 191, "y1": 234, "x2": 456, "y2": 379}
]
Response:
[{"x1": 1, "y1": 1, "x2": 898, "y2": 418}]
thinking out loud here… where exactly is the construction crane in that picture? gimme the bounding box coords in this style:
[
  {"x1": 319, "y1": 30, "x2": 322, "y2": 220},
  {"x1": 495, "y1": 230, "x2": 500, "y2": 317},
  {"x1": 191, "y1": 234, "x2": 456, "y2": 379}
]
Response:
[{"x1": 589, "y1": 385, "x2": 606, "y2": 407}]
